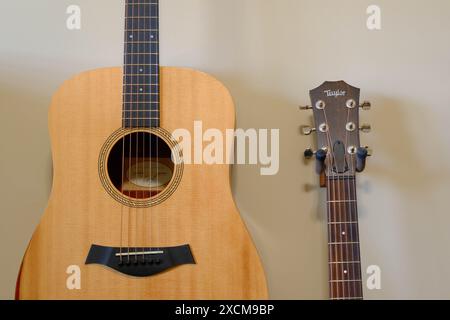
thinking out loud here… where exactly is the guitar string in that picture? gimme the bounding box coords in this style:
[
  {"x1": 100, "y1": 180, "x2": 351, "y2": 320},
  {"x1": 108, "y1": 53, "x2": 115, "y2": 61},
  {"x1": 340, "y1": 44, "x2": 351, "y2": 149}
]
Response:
[
  {"x1": 326, "y1": 145, "x2": 334, "y2": 298},
  {"x1": 155, "y1": 0, "x2": 161, "y2": 249},
  {"x1": 320, "y1": 107, "x2": 333, "y2": 298},
  {"x1": 343, "y1": 106, "x2": 353, "y2": 298},
  {"x1": 140, "y1": 0, "x2": 146, "y2": 263},
  {"x1": 349, "y1": 153, "x2": 359, "y2": 298},
  {"x1": 321, "y1": 106, "x2": 340, "y2": 299},
  {"x1": 127, "y1": 0, "x2": 136, "y2": 264},
  {"x1": 349, "y1": 152, "x2": 361, "y2": 298},
  {"x1": 135, "y1": 0, "x2": 142, "y2": 264},
  {"x1": 119, "y1": 0, "x2": 130, "y2": 264},
  {"x1": 330, "y1": 127, "x2": 345, "y2": 299},
  {"x1": 334, "y1": 140, "x2": 345, "y2": 300}
]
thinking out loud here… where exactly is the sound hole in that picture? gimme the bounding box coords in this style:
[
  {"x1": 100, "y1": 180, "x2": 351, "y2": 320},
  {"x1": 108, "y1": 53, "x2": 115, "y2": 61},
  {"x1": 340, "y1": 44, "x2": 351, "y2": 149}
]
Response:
[{"x1": 107, "y1": 132, "x2": 175, "y2": 200}]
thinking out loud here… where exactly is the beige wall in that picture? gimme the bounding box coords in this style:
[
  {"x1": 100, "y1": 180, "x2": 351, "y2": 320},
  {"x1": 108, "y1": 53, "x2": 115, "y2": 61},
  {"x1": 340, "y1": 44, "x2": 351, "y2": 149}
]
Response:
[{"x1": 2, "y1": 0, "x2": 450, "y2": 299}]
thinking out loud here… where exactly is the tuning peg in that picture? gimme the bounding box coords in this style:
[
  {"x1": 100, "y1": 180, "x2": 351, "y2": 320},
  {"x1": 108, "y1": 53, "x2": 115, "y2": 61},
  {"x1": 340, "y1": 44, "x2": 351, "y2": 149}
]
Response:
[
  {"x1": 304, "y1": 148, "x2": 316, "y2": 159},
  {"x1": 365, "y1": 146, "x2": 373, "y2": 157},
  {"x1": 299, "y1": 105, "x2": 312, "y2": 110},
  {"x1": 359, "y1": 124, "x2": 372, "y2": 133},
  {"x1": 300, "y1": 125, "x2": 316, "y2": 136},
  {"x1": 360, "y1": 101, "x2": 371, "y2": 110}
]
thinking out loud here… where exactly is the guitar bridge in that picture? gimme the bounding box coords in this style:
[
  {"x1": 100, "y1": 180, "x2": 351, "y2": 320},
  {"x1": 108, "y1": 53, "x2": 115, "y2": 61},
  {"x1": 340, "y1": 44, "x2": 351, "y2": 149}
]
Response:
[{"x1": 85, "y1": 244, "x2": 195, "y2": 277}]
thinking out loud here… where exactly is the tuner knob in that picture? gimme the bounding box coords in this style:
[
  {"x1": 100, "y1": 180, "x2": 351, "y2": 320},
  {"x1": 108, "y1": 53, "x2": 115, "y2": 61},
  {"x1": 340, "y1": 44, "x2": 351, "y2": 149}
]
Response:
[
  {"x1": 300, "y1": 125, "x2": 316, "y2": 136},
  {"x1": 365, "y1": 146, "x2": 373, "y2": 157},
  {"x1": 304, "y1": 148, "x2": 316, "y2": 159},
  {"x1": 360, "y1": 124, "x2": 372, "y2": 133},
  {"x1": 299, "y1": 105, "x2": 312, "y2": 110},
  {"x1": 360, "y1": 101, "x2": 371, "y2": 110}
]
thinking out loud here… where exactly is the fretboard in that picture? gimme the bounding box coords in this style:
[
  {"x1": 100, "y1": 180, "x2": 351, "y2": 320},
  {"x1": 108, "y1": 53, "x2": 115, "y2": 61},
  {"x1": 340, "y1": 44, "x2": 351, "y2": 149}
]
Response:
[
  {"x1": 326, "y1": 176, "x2": 363, "y2": 300},
  {"x1": 123, "y1": 0, "x2": 160, "y2": 128}
]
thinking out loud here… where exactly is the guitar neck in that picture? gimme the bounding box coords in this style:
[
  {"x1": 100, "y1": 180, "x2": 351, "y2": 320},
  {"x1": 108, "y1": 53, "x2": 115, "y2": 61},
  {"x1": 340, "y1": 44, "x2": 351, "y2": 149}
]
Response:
[
  {"x1": 123, "y1": 0, "x2": 160, "y2": 128},
  {"x1": 326, "y1": 176, "x2": 363, "y2": 300}
]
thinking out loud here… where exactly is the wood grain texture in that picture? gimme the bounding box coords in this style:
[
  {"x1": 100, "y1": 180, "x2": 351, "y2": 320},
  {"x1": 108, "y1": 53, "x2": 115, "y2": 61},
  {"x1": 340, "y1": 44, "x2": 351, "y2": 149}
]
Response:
[{"x1": 17, "y1": 67, "x2": 268, "y2": 300}]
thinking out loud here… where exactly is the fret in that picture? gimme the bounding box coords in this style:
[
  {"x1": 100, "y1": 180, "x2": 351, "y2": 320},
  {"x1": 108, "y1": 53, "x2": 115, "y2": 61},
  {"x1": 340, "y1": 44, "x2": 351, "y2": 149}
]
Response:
[
  {"x1": 125, "y1": 53, "x2": 159, "y2": 55},
  {"x1": 328, "y1": 242, "x2": 360, "y2": 245},
  {"x1": 327, "y1": 221, "x2": 358, "y2": 225},
  {"x1": 126, "y1": 16, "x2": 159, "y2": 19},
  {"x1": 123, "y1": 102, "x2": 160, "y2": 109},
  {"x1": 123, "y1": 118, "x2": 159, "y2": 120},
  {"x1": 123, "y1": 92, "x2": 159, "y2": 94},
  {"x1": 125, "y1": 29, "x2": 158, "y2": 31},
  {"x1": 331, "y1": 297, "x2": 363, "y2": 300},
  {"x1": 123, "y1": 83, "x2": 159, "y2": 86},
  {"x1": 125, "y1": 41, "x2": 159, "y2": 44},
  {"x1": 124, "y1": 97, "x2": 159, "y2": 104},
  {"x1": 123, "y1": 111, "x2": 159, "y2": 119},
  {"x1": 123, "y1": 119, "x2": 159, "y2": 128},
  {"x1": 328, "y1": 196, "x2": 358, "y2": 202}
]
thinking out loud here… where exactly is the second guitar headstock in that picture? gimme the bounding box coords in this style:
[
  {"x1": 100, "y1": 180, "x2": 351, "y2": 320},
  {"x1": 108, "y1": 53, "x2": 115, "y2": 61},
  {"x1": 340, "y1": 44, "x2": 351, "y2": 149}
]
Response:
[{"x1": 300, "y1": 81, "x2": 372, "y2": 181}]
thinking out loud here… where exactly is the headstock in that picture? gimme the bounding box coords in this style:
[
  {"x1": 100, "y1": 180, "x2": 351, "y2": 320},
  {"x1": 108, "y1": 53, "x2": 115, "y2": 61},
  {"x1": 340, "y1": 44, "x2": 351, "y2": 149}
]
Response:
[{"x1": 300, "y1": 81, "x2": 372, "y2": 179}]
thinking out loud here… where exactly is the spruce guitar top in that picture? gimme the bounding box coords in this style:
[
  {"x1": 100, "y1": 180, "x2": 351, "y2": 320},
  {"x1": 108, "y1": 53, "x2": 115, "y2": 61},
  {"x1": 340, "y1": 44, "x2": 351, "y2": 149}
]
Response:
[
  {"x1": 16, "y1": 0, "x2": 267, "y2": 300},
  {"x1": 301, "y1": 81, "x2": 372, "y2": 300}
]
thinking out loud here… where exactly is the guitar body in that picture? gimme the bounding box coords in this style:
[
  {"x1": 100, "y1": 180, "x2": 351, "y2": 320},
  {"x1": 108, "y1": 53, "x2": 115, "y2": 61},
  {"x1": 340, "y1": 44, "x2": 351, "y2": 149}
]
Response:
[{"x1": 17, "y1": 67, "x2": 268, "y2": 300}]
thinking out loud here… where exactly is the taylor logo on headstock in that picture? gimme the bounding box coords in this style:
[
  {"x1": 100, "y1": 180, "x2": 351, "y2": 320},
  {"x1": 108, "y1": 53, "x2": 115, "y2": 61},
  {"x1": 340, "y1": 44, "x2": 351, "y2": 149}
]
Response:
[{"x1": 324, "y1": 89, "x2": 346, "y2": 98}]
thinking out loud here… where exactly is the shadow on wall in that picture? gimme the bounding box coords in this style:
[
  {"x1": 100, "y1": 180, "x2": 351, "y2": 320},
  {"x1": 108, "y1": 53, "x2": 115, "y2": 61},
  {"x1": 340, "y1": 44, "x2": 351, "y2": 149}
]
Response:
[
  {"x1": 0, "y1": 82, "x2": 53, "y2": 300},
  {"x1": 357, "y1": 94, "x2": 450, "y2": 298}
]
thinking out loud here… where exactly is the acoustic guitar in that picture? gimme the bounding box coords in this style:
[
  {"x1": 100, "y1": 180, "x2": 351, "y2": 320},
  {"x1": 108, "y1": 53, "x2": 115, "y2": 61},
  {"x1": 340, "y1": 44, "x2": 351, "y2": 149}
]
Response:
[
  {"x1": 17, "y1": 0, "x2": 268, "y2": 300},
  {"x1": 301, "y1": 81, "x2": 372, "y2": 300}
]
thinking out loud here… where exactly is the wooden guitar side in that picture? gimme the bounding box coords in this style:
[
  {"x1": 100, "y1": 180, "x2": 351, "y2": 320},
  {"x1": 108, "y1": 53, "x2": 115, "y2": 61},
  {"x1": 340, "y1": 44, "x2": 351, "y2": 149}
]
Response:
[{"x1": 17, "y1": 67, "x2": 268, "y2": 300}]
